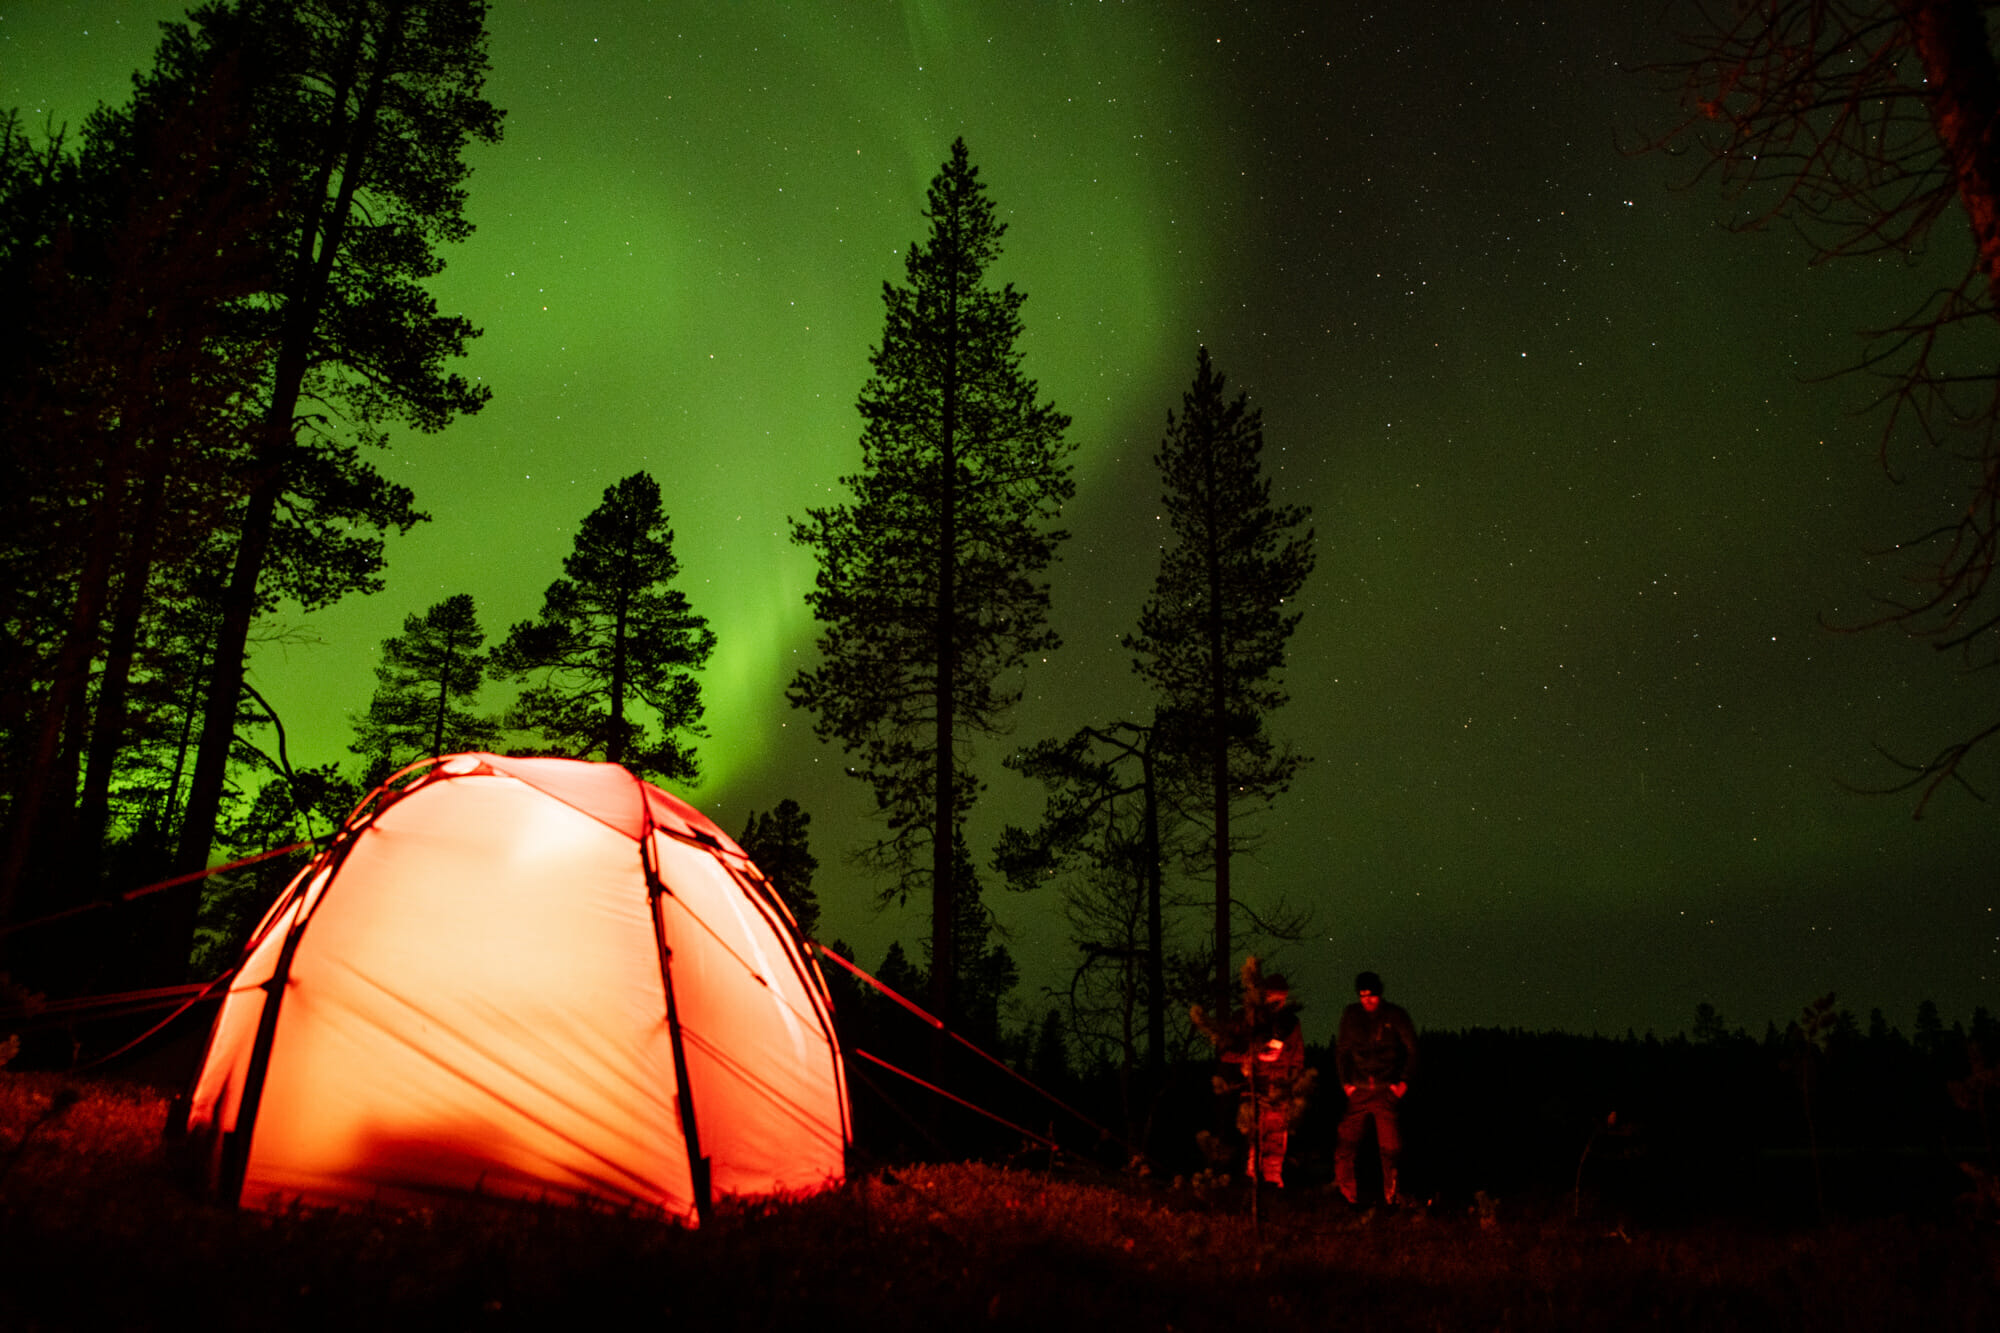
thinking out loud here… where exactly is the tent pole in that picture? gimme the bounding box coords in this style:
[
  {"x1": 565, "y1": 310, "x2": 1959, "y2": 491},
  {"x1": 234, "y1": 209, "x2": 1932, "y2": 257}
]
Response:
[
  {"x1": 214, "y1": 800, "x2": 382, "y2": 1206},
  {"x1": 643, "y1": 831, "x2": 713, "y2": 1227},
  {"x1": 217, "y1": 851, "x2": 344, "y2": 1202}
]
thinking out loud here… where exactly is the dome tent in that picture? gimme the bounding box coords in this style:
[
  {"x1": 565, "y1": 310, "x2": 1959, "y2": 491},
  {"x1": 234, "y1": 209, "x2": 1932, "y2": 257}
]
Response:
[{"x1": 178, "y1": 753, "x2": 849, "y2": 1223}]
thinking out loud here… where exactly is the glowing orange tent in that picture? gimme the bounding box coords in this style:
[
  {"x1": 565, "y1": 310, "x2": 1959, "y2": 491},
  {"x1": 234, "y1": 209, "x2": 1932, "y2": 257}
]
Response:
[{"x1": 179, "y1": 753, "x2": 849, "y2": 1222}]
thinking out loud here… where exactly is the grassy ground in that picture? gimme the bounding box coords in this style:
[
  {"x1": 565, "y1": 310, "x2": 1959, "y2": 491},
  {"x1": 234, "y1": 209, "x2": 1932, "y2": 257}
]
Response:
[{"x1": 2, "y1": 1072, "x2": 1995, "y2": 1331}]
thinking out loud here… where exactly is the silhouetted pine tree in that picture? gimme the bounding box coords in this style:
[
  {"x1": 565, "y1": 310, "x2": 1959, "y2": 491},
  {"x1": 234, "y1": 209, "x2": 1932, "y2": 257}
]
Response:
[
  {"x1": 495, "y1": 472, "x2": 714, "y2": 784},
  {"x1": 867, "y1": 841, "x2": 1018, "y2": 1048},
  {"x1": 790, "y1": 138, "x2": 1072, "y2": 1025},
  {"x1": 349, "y1": 593, "x2": 498, "y2": 785},
  {"x1": 1127, "y1": 347, "x2": 1315, "y2": 1015}
]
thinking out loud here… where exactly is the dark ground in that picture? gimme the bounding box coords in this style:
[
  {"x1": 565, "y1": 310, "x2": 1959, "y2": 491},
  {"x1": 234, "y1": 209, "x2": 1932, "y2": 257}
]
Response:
[{"x1": 2, "y1": 994, "x2": 1996, "y2": 1329}]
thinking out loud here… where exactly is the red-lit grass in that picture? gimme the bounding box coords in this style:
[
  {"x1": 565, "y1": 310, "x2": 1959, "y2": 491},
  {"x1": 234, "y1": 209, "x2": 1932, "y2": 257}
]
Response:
[{"x1": 1, "y1": 1073, "x2": 1994, "y2": 1330}]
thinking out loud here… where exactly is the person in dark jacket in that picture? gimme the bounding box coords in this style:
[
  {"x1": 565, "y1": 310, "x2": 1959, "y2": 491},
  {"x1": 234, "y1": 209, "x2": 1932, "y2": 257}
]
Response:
[{"x1": 1335, "y1": 969, "x2": 1418, "y2": 1205}]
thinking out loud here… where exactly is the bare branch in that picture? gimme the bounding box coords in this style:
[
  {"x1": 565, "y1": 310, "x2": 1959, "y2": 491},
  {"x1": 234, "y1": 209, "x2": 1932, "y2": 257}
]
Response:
[{"x1": 1648, "y1": 0, "x2": 2000, "y2": 798}]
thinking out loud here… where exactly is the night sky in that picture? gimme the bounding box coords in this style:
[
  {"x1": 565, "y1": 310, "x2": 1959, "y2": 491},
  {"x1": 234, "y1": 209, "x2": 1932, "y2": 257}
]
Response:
[{"x1": 8, "y1": 1, "x2": 1997, "y2": 1041}]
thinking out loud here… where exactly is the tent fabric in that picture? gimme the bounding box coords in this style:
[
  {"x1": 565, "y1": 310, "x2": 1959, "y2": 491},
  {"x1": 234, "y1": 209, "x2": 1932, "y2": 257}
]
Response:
[{"x1": 180, "y1": 754, "x2": 848, "y2": 1222}]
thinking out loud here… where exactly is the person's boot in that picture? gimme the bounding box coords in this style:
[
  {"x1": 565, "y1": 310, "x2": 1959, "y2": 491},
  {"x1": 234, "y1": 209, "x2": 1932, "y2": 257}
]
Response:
[{"x1": 1382, "y1": 1165, "x2": 1398, "y2": 1206}]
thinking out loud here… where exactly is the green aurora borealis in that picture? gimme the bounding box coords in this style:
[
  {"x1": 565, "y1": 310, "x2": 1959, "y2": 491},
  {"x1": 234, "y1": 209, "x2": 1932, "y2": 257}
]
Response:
[{"x1": 7, "y1": 0, "x2": 1998, "y2": 1038}]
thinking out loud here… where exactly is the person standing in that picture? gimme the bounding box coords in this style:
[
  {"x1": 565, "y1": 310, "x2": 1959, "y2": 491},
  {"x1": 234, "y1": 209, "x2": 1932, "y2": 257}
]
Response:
[
  {"x1": 1336, "y1": 970, "x2": 1417, "y2": 1205},
  {"x1": 1193, "y1": 959, "x2": 1313, "y2": 1189},
  {"x1": 1240, "y1": 973, "x2": 1306, "y2": 1187}
]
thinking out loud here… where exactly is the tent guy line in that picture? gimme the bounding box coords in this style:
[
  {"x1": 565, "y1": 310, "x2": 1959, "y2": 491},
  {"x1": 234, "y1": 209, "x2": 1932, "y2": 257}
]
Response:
[
  {"x1": 0, "y1": 841, "x2": 321, "y2": 941},
  {"x1": 811, "y1": 940, "x2": 1128, "y2": 1155}
]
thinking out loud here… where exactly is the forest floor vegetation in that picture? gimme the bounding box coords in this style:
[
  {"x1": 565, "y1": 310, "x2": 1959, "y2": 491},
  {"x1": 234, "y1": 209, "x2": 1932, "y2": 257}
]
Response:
[{"x1": 2, "y1": 1072, "x2": 1996, "y2": 1330}]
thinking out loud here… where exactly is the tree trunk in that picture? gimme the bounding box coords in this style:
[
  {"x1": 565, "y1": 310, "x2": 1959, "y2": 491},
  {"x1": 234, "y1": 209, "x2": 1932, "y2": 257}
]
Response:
[
  {"x1": 160, "y1": 633, "x2": 210, "y2": 842},
  {"x1": 929, "y1": 214, "x2": 963, "y2": 1044},
  {"x1": 166, "y1": 7, "x2": 399, "y2": 979},
  {"x1": 0, "y1": 436, "x2": 133, "y2": 928},
  {"x1": 1899, "y1": 0, "x2": 2000, "y2": 299},
  {"x1": 609, "y1": 581, "x2": 629, "y2": 764},
  {"x1": 166, "y1": 454, "x2": 283, "y2": 973},
  {"x1": 75, "y1": 444, "x2": 176, "y2": 877},
  {"x1": 1203, "y1": 436, "x2": 1230, "y2": 1019},
  {"x1": 1142, "y1": 733, "x2": 1165, "y2": 1077}
]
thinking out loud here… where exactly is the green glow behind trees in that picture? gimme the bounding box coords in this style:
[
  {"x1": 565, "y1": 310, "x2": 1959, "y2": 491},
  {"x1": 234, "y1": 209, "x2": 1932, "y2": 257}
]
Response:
[
  {"x1": 193, "y1": 762, "x2": 359, "y2": 976},
  {"x1": 790, "y1": 139, "x2": 1074, "y2": 1024},
  {"x1": 14, "y1": 4, "x2": 2000, "y2": 1037}
]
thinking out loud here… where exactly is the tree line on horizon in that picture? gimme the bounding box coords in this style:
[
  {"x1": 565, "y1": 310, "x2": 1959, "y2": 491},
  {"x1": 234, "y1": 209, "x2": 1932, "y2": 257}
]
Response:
[
  {"x1": 0, "y1": 0, "x2": 1319, "y2": 1076},
  {"x1": 1361, "y1": 994, "x2": 2000, "y2": 1223}
]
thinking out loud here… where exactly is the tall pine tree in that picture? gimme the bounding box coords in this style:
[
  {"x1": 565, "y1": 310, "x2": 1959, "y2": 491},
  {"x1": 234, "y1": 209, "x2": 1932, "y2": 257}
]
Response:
[
  {"x1": 790, "y1": 138, "x2": 1073, "y2": 1026},
  {"x1": 168, "y1": 0, "x2": 502, "y2": 925},
  {"x1": 349, "y1": 592, "x2": 497, "y2": 784},
  {"x1": 1127, "y1": 347, "x2": 1315, "y2": 1016},
  {"x1": 495, "y1": 471, "x2": 714, "y2": 784}
]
